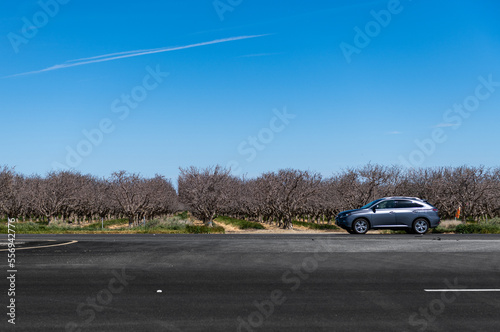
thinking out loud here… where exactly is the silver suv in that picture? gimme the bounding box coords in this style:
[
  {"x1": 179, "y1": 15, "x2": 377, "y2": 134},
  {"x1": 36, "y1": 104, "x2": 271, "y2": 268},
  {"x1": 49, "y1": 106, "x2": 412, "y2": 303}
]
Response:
[{"x1": 335, "y1": 197, "x2": 440, "y2": 234}]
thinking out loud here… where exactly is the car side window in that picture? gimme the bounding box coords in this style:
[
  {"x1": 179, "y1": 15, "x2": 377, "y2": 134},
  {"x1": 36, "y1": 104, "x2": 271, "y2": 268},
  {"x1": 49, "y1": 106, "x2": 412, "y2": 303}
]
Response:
[
  {"x1": 376, "y1": 200, "x2": 396, "y2": 209},
  {"x1": 396, "y1": 200, "x2": 424, "y2": 208}
]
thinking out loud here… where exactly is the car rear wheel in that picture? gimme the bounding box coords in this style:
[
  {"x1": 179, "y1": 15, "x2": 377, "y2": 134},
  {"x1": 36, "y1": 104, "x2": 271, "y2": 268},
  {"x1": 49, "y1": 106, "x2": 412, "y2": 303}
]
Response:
[
  {"x1": 352, "y1": 219, "x2": 369, "y2": 234},
  {"x1": 412, "y1": 218, "x2": 429, "y2": 234}
]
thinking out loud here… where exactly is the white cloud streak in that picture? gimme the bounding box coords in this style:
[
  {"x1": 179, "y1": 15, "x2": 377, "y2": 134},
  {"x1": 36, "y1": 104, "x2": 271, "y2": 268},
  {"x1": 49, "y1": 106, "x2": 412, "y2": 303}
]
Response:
[{"x1": 7, "y1": 34, "x2": 268, "y2": 78}]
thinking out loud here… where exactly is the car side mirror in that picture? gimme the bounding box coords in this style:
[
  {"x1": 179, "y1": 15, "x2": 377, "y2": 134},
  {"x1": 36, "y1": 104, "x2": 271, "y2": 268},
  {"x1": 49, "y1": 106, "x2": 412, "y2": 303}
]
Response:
[{"x1": 372, "y1": 206, "x2": 377, "y2": 213}]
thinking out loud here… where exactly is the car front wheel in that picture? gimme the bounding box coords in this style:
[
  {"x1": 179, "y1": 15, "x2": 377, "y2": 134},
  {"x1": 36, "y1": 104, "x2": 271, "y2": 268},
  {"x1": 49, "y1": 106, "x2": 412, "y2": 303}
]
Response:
[
  {"x1": 352, "y1": 219, "x2": 369, "y2": 234},
  {"x1": 412, "y1": 218, "x2": 429, "y2": 234}
]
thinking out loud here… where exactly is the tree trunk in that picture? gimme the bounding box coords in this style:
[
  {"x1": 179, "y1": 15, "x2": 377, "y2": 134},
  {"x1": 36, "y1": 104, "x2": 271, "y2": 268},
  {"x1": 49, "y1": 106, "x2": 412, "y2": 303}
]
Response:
[{"x1": 283, "y1": 218, "x2": 293, "y2": 229}]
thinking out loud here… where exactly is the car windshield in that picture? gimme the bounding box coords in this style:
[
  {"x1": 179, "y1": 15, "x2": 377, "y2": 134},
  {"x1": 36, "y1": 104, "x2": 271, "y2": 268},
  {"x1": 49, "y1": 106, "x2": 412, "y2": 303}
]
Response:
[{"x1": 360, "y1": 199, "x2": 383, "y2": 209}]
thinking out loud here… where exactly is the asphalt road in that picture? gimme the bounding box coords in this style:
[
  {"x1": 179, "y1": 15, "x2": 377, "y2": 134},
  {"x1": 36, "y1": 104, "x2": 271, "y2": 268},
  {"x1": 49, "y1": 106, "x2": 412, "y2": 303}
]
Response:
[{"x1": 1, "y1": 234, "x2": 500, "y2": 332}]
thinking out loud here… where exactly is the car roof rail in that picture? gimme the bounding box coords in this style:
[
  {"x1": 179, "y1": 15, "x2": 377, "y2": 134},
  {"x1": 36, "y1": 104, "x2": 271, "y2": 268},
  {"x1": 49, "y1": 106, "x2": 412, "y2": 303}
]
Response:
[{"x1": 384, "y1": 196, "x2": 422, "y2": 201}]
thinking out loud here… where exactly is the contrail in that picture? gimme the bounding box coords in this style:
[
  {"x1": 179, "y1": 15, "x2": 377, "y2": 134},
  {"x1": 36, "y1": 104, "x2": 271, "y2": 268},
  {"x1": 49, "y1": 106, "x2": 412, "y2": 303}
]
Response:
[{"x1": 6, "y1": 34, "x2": 268, "y2": 78}]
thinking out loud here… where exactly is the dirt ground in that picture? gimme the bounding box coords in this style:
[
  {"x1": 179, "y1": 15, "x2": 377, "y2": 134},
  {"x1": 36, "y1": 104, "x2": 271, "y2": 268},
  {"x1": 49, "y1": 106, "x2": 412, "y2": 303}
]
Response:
[
  {"x1": 201, "y1": 219, "x2": 347, "y2": 234},
  {"x1": 210, "y1": 219, "x2": 460, "y2": 234}
]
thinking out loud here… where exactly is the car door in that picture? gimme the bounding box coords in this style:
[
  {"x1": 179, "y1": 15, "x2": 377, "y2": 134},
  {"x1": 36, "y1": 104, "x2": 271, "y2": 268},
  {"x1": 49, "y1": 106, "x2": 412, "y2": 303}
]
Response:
[
  {"x1": 394, "y1": 200, "x2": 424, "y2": 227},
  {"x1": 370, "y1": 200, "x2": 397, "y2": 227}
]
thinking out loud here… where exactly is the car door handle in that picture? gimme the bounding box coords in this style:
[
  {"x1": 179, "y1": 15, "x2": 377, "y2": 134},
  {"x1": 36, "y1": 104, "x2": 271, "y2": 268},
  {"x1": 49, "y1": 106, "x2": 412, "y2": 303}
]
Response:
[{"x1": 389, "y1": 211, "x2": 395, "y2": 214}]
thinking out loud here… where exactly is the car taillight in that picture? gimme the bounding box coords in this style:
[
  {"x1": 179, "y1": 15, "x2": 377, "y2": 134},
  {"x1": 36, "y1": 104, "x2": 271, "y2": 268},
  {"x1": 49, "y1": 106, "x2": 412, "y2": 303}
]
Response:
[{"x1": 432, "y1": 208, "x2": 438, "y2": 212}]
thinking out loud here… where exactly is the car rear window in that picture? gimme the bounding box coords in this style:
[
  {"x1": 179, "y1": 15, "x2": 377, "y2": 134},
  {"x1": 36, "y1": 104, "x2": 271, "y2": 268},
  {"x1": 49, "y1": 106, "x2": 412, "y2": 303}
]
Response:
[{"x1": 396, "y1": 200, "x2": 423, "y2": 208}]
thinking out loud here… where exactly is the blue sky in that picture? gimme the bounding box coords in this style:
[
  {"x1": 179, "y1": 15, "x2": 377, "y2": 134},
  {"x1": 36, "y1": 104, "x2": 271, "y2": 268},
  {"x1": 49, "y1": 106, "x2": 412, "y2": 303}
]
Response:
[{"x1": 1, "y1": 0, "x2": 500, "y2": 180}]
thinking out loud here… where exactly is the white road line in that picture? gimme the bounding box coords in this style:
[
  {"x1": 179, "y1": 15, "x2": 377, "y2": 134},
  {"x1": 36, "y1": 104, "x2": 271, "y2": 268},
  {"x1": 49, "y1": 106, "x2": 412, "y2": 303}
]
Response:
[
  {"x1": 425, "y1": 289, "x2": 500, "y2": 292},
  {"x1": 0, "y1": 240, "x2": 78, "y2": 251}
]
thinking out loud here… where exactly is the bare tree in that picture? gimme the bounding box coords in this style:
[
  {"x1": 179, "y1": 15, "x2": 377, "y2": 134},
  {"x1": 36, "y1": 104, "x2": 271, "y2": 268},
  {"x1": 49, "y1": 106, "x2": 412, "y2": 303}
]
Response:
[
  {"x1": 178, "y1": 165, "x2": 232, "y2": 227},
  {"x1": 108, "y1": 171, "x2": 151, "y2": 227},
  {"x1": 143, "y1": 175, "x2": 179, "y2": 220},
  {"x1": 0, "y1": 167, "x2": 27, "y2": 220},
  {"x1": 259, "y1": 169, "x2": 322, "y2": 229},
  {"x1": 25, "y1": 171, "x2": 79, "y2": 224}
]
